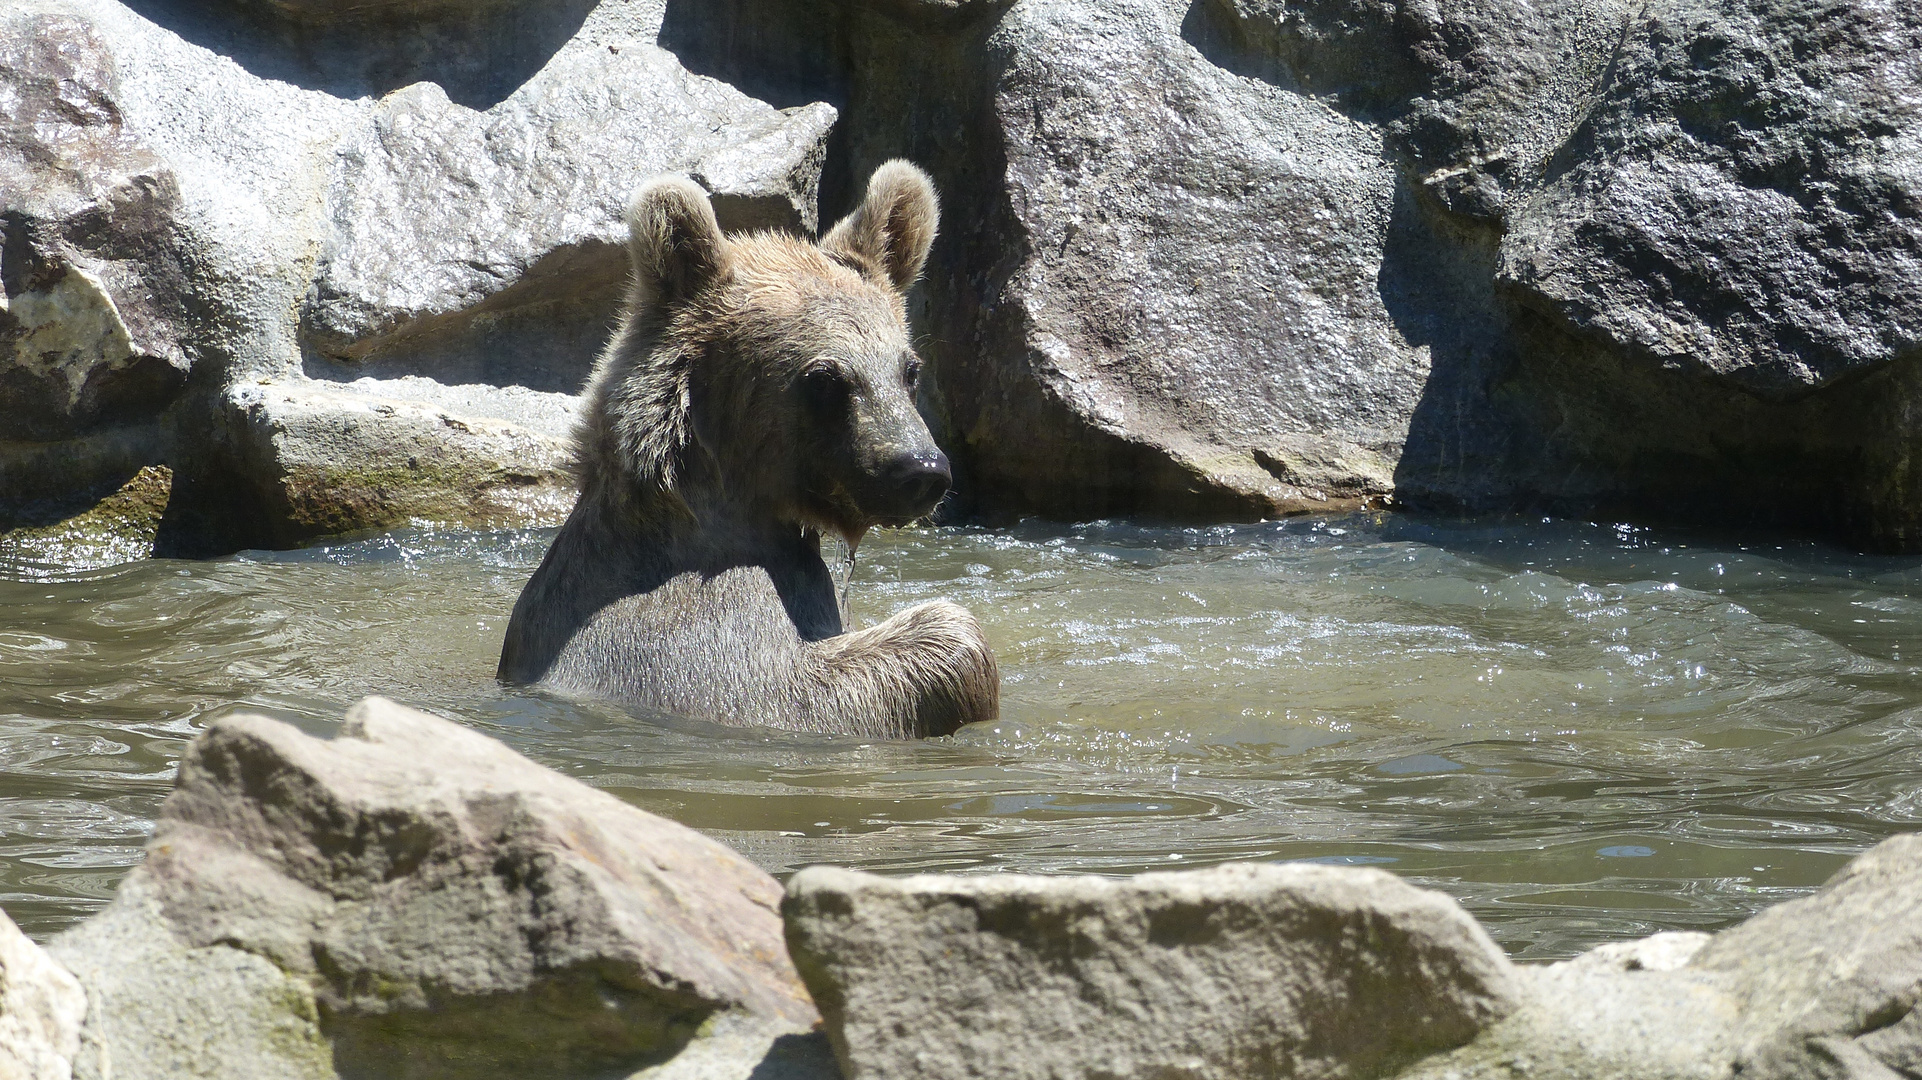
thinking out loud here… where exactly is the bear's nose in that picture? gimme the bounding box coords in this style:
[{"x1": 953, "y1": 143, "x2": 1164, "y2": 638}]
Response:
[{"x1": 885, "y1": 450, "x2": 952, "y2": 510}]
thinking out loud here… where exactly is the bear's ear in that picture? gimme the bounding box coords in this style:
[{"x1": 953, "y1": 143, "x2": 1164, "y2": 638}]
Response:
[
  {"x1": 821, "y1": 160, "x2": 939, "y2": 292},
  {"x1": 626, "y1": 176, "x2": 729, "y2": 307}
]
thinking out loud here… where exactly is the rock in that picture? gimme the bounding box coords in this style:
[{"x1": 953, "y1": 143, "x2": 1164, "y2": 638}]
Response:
[
  {"x1": 1192, "y1": 0, "x2": 1638, "y2": 222},
  {"x1": 299, "y1": 25, "x2": 837, "y2": 378},
  {"x1": 928, "y1": 0, "x2": 1425, "y2": 520},
  {"x1": 0, "y1": 9, "x2": 195, "y2": 442},
  {"x1": 50, "y1": 697, "x2": 822, "y2": 1080},
  {"x1": 221, "y1": 379, "x2": 576, "y2": 546},
  {"x1": 783, "y1": 861, "x2": 1520, "y2": 1080},
  {"x1": 0, "y1": 464, "x2": 172, "y2": 578},
  {"x1": 1, "y1": 0, "x2": 836, "y2": 557},
  {"x1": 1396, "y1": 832, "x2": 1922, "y2": 1079},
  {"x1": 1497, "y1": 0, "x2": 1922, "y2": 398},
  {"x1": 1693, "y1": 831, "x2": 1922, "y2": 1078},
  {"x1": 0, "y1": 907, "x2": 86, "y2": 1080}
]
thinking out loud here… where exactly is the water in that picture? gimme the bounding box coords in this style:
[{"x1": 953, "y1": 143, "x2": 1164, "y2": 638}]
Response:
[{"x1": 4, "y1": 514, "x2": 1922, "y2": 960}]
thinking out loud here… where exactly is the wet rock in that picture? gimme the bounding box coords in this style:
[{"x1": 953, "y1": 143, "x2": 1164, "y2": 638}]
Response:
[
  {"x1": 222, "y1": 378, "x2": 576, "y2": 546},
  {"x1": 784, "y1": 861, "x2": 1520, "y2": 1080},
  {"x1": 50, "y1": 696, "x2": 822, "y2": 1080},
  {"x1": 0, "y1": 907, "x2": 86, "y2": 1080},
  {"x1": 1497, "y1": 0, "x2": 1922, "y2": 397},
  {"x1": 0, "y1": 9, "x2": 195, "y2": 442},
  {"x1": 0, "y1": 464, "x2": 172, "y2": 577}
]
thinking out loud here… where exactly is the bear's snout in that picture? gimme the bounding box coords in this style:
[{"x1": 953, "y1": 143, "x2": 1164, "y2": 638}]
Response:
[{"x1": 882, "y1": 449, "x2": 952, "y2": 517}]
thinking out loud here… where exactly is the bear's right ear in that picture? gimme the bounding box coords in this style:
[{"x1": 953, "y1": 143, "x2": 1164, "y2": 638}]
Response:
[{"x1": 626, "y1": 176, "x2": 729, "y2": 308}]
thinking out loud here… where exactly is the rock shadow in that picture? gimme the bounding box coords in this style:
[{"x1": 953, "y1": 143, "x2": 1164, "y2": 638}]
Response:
[
  {"x1": 118, "y1": 0, "x2": 596, "y2": 110},
  {"x1": 1377, "y1": 181, "x2": 1525, "y2": 515}
]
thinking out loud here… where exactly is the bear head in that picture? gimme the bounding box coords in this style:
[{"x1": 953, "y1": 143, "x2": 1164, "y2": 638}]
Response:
[{"x1": 598, "y1": 160, "x2": 949, "y2": 544}]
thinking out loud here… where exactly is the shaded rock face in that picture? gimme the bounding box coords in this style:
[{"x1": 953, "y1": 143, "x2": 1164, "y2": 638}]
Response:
[
  {"x1": 49, "y1": 697, "x2": 820, "y2": 1080},
  {"x1": 0, "y1": 464, "x2": 172, "y2": 579},
  {"x1": 0, "y1": 11, "x2": 195, "y2": 442},
  {"x1": 0, "y1": 0, "x2": 835, "y2": 557},
  {"x1": 785, "y1": 862, "x2": 1520, "y2": 1080}
]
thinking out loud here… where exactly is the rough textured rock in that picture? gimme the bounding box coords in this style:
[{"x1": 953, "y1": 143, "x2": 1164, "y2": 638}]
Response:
[
  {"x1": 668, "y1": 0, "x2": 1922, "y2": 549},
  {"x1": 1396, "y1": 833, "x2": 1922, "y2": 1079},
  {"x1": 1, "y1": 0, "x2": 835, "y2": 557},
  {"x1": 1498, "y1": 0, "x2": 1922, "y2": 397},
  {"x1": 1191, "y1": 0, "x2": 1638, "y2": 222},
  {"x1": 0, "y1": 9, "x2": 195, "y2": 442},
  {"x1": 0, "y1": 907, "x2": 86, "y2": 1080},
  {"x1": 50, "y1": 697, "x2": 823, "y2": 1080},
  {"x1": 0, "y1": 464, "x2": 171, "y2": 578},
  {"x1": 784, "y1": 862, "x2": 1520, "y2": 1080}
]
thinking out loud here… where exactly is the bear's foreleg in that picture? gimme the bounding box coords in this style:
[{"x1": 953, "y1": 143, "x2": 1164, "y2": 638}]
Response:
[{"x1": 810, "y1": 600, "x2": 998, "y2": 738}]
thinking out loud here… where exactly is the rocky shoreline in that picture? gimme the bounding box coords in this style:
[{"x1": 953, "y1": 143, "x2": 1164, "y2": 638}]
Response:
[{"x1": 0, "y1": 696, "x2": 1911, "y2": 1079}]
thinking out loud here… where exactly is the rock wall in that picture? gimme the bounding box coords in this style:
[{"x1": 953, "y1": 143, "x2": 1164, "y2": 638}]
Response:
[
  {"x1": 7, "y1": 697, "x2": 1920, "y2": 1078},
  {"x1": 5, "y1": 0, "x2": 1922, "y2": 556}
]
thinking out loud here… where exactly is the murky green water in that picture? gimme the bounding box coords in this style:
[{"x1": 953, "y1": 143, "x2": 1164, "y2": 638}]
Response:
[{"x1": 4, "y1": 514, "x2": 1921, "y2": 959}]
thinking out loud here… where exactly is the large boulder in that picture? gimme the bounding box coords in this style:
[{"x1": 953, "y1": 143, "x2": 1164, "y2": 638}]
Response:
[
  {"x1": 784, "y1": 862, "x2": 1521, "y2": 1080},
  {"x1": 1497, "y1": 0, "x2": 1922, "y2": 397},
  {"x1": 2, "y1": 0, "x2": 835, "y2": 557},
  {"x1": 48, "y1": 697, "x2": 827, "y2": 1080}
]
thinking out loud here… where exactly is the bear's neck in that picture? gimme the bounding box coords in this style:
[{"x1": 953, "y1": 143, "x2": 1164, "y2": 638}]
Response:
[{"x1": 580, "y1": 462, "x2": 821, "y2": 574}]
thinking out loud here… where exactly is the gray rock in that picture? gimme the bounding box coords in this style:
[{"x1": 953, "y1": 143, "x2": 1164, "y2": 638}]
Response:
[
  {"x1": 51, "y1": 696, "x2": 822, "y2": 1080},
  {"x1": 300, "y1": 22, "x2": 837, "y2": 376},
  {"x1": 1192, "y1": 0, "x2": 1637, "y2": 221},
  {"x1": 784, "y1": 861, "x2": 1520, "y2": 1080},
  {"x1": 1397, "y1": 833, "x2": 1922, "y2": 1079},
  {"x1": 0, "y1": 906, "x2": 86, "y2": 1080},
  {"x1": 822, "y1": 0, "x2": 1421, "y2": 522},
  {"x1": 221, "y1": 378, "x2": 577, "y2": 544},
  {"x1": 2, "y1": 0, "x2": 835, "y2": 556},
  {"x1": 0, "y1": 9, "x2": 194, "y2": 442},
  {"x1": 1497, "y1": 0, "x2": 1922, "y2": 397}
]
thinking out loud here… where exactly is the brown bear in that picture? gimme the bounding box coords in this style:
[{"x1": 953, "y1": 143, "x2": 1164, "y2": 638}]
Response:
[{"x1": 497, "y1": 161, "x2": 999, "y2": 738}]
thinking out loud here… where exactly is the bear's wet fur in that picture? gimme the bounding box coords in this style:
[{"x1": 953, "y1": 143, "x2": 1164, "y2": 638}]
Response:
[{"x1": 498, "y1": 161, "x2": 999, "y2": 738}]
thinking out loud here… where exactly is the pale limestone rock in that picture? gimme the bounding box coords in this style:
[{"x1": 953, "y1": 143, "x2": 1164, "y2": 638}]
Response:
[
  {"x1": 785, "y1": 861, "x2": 1520, "y2": 1080},
  {"x1": 0, "y1": 908, "x2": 85, "y2": 1080}
]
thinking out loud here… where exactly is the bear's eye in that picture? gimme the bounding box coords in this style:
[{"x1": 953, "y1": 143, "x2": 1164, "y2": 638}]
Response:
[
  {"x1": 903, "y1": 357, "x2": 923, "y2": 386},
  {"x1": 801, "y1": 367, "x2": 851, "y2": 414}
]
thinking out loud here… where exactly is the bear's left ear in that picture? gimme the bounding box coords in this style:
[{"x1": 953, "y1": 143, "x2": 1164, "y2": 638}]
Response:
[{"x1": 821, "y1": 160, "x2": 939, "y2": 292}]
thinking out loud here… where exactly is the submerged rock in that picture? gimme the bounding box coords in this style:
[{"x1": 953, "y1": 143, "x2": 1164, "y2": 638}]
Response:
[
  {"x1": 0, "y1": 907, "x2": 86, "y2": 1080},
  {"x1": 0, "y1": 464, "x2": 172, "y2": 578},
  {"x1": 784, "y1": 861, "x2": 1521, "y2": 1080},
  {"x1": 49, "y1": 697, "x2": 823, "y2": 1080}
]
